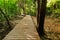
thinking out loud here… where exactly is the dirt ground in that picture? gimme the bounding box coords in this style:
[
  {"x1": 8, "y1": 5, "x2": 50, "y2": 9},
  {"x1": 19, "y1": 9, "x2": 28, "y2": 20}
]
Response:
[{"x1": 31, "y1": 16, "x2": 60, "y2": 40}]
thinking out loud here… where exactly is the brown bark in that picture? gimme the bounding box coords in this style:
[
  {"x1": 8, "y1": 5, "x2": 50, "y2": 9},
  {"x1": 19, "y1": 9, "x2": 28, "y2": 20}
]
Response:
[
  {"x1": 37, "y1": 0, "x2": 47, "y2": 36},
  {"x1": 37, "y1": 0, "x2": 40, "y2": 25}
]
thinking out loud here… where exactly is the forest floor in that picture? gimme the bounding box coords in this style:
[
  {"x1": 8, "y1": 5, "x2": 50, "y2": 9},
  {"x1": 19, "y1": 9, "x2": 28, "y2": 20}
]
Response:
[{"x1": 31, "y1": 16, "x2": 60, "y2": 40}]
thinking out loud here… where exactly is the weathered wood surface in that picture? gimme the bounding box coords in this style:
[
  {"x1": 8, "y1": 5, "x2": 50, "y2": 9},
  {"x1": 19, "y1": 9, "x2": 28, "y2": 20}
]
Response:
[{"x1": 3, "y1": 15, "x2": 40, "y2": 40}]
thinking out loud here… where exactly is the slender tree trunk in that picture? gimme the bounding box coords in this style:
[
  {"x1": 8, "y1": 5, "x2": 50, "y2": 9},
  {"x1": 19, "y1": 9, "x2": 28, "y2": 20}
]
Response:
[
  {"x1": 18, "y1": 0, "x2": 21, "y2": 15},
  {"x1": 18, "y1": 0, "x2": 26, "y2": 16},
  {"x1": 23, "y1": 0, "x2": 26, "y2": 16},
  {"x1": 23, "y1": 6, "x2": 26, "y2": 16},
  {"x1": 54, "y1": 3, "x2": 57, "y2": 9},
  {"x1": 37, "y1": 0, "x2": 40, "y2": 26},
  {"x1": 37, "y1": 0, "x2": 47, "y2": 36}
]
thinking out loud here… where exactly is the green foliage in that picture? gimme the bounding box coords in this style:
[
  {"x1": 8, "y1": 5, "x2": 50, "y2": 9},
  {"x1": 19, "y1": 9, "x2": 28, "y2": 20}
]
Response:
[
  {"x1": 47, "y1": 0, "x2": 60, "y2": 18},
  {"x1": 0, "y1": 0, "x2": 37, "y2": 22},
  {"x1": 46, "y1": 7, "x2": 52, "y2": 16},
  {"x1": 52, "y1": 9, "x2": 60, "y2": 18},
  {"x1": 0, "y1": 0, "x2": 60, "y2": 21},
  {"x1": 0, "y1": 0, "x2": 18, "y2": 21},
  {"x1": 25, "y1": 0, "x2": 36, "y2": 16}
]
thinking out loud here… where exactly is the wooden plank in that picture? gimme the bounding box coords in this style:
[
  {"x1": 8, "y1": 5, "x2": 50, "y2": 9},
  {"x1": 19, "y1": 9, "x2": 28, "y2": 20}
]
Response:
[{"x1": 3, "y1": 15, "x2": 40, "y2": 40}]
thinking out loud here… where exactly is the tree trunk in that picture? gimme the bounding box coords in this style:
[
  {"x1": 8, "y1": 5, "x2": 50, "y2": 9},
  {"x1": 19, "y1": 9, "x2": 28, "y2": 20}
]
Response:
[
  {"x1": 18, "y1": 0, "x2": 21, "y2": 15},
  {"x1": 23, "y1": 0, "x2": 26, "y2": 16},
  {"x1": 37, "y1": 0, "x2": 40, "y2": 25},
  {"x1": 18, "y1": 0, "x2": 26, "y2": 16},
  {"x1": 37, "y1": 0, "x2": 47, "y2": 36}
]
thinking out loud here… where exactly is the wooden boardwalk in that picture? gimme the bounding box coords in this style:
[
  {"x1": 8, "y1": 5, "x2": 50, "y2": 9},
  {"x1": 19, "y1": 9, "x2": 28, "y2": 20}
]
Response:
[{"x1": 3, "y1": 15, "x2": 40, "y2": 40}]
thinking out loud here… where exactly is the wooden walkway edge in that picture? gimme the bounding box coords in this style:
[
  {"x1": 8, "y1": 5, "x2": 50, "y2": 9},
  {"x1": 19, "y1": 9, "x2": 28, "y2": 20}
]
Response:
[{"x1": 3, "y1": 15, "x2": 40, "y2": 40}]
